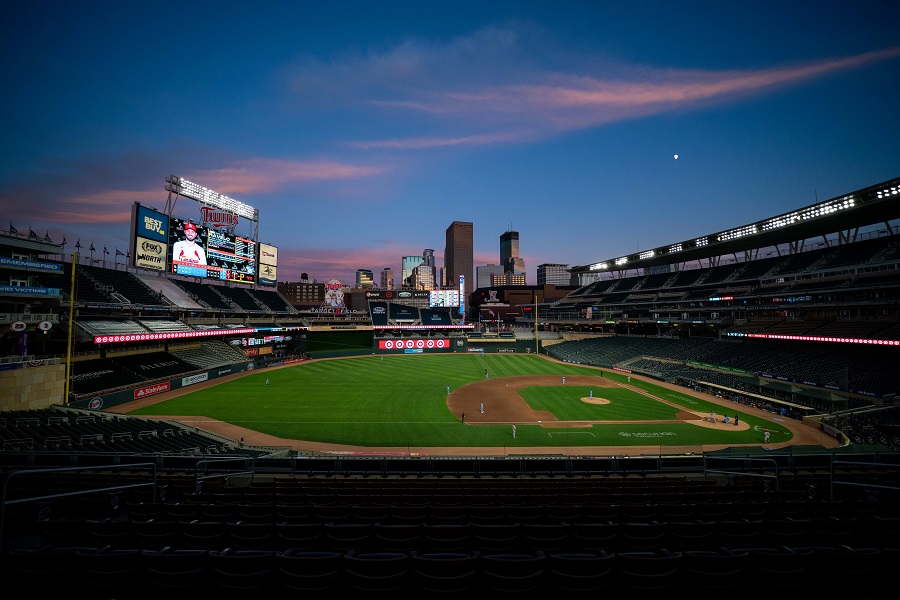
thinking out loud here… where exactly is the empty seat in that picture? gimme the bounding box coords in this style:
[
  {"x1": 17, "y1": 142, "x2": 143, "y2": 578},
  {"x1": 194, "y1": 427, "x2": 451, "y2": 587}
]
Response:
[
  {"x1": 737, "y1": 546, "x2": 815, "y2": 591},
  {"x1": 410, "y1": 550, "x2": 481, "y2": 593},
  {"x1": 274, "y1": 549, "x2": 342, "y2": 591},
  {"x1": 421, "y1": 523, "x2": 472, "y2": 553},
  {"x1": 471, "y1": 522, "x2": 523, "y2": 554},
  {"x1": 342, "y1": 550, "x2": 410, "y2": 591},
  {"x1": 520, "y1": 522, "x2": 572, "y2": 553},
  {"x1": 681, "y1": 547, "x2": 748, "y2": 591},
  {"x1": 274, "y1": 522, "x2": 323, "y2": 551},
  {"x1": 141, "y1": 547, "x2": 210, "y2": 592},
  {"x1": 547, "y1": 551, "x2": 615, "y2": 591},
  {"x1": 323, "y1": 522, "x2": 373, "y2": 553},
  {"x1": 226, "y1": 521, "x2": 276, "y2": 550},
  {"x1": 480, "y1": 551, "x2": 547, "y2": 593},
  {"x1": 615, "y1": 549, "x2": 683, "y2": 592},
  {"x1": 372, "y1": 523, "x2": 422, "y2": 553},
  {"x1": 208, "y1": 548, "x2": 276, "y2": 596}
]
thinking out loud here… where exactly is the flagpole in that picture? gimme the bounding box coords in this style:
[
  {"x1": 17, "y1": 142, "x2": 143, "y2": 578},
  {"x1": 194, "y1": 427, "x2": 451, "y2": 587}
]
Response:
[
  {"x1": 534, "y1": 291, "x2": 539, "y2": 355},
  {"x1": 63, "y1": 251, "x2": 78, "y2": 405}
]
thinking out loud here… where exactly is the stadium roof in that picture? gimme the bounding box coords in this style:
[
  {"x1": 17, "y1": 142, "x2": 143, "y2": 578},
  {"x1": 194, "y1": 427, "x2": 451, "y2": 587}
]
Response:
[{"x1": 570, "y1": 176, "x2": 900, "y2": 275}]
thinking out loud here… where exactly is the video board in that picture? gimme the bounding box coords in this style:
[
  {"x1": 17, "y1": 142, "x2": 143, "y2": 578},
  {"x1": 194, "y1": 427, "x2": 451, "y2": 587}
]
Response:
[
  {"x1": 169, "y1": 217, "x2": 257, "y2": 284},
  {"x1": 429, "y1": 289, "x2": 460, "y2": 307}
]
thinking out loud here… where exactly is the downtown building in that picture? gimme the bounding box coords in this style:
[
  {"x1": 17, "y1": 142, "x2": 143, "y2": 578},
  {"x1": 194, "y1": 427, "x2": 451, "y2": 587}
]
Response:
[{"x1": 445, "y1": 221, "x2": 473, "y2": 298}]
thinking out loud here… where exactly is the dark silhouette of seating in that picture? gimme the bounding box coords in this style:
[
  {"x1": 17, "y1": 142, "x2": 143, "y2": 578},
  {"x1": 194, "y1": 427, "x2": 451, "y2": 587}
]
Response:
[
  {"x1": 140, "y1": 547, "x2": 210, "y2": 592},
  {"x1": 409, "y1": 550, "x2": 482, "y2": 592},
  {"x1": 372, "y1": 523, "x2": 422, "y2": 553},
  {"x1": 547, "y1": 550, "x2": 615, "y2": 591},
  {"x1": 681, "y1": 547, "x2": 748, "y2": 590},
  {"x1": 208, "y1": 548, "x2": 276, "y2": 596},
  {"x1": 480, "y1": 551, "x2": 547, "y2": 593},
  {"x1": 421, "y1": 523, "x2": 471, "y2": 553},
  {"x1": 615, "y1": 549, "x2": 683, "y2": 591},
  {"x1": 274, "y1": 549, "x2": 342, "y2": 591},
  {"x1": 342, "y1": 550, "x2": 410, "y2": 591},
  {"x1": 274, "y1": 522, "x2": 323, "y2": 551}
]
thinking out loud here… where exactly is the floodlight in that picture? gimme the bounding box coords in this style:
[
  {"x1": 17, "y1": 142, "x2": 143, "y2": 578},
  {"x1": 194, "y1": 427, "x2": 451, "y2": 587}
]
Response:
[{"x1": 166, "y1": 175, "x2": 258, "y2": 221}]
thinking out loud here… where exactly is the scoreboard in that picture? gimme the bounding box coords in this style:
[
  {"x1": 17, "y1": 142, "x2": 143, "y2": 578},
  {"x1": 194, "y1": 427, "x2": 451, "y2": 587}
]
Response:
[
  {"x1": 206, "y1": 229, "x2": 257, "y2": 284},
  {"x1": 170, "y1": 217, "x2": 257, "y2": 284}
]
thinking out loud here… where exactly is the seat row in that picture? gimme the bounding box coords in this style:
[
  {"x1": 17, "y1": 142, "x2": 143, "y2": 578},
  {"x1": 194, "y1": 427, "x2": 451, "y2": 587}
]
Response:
[
  {"x1": 31, "y1": 514, "x2": 900, "y2": 554},
  {"x1": 3, "y1": 544, "x2": 896, "y2": 595},
  {"x1": 41, "y1": 494, "x2": 900, "y2": 525}
]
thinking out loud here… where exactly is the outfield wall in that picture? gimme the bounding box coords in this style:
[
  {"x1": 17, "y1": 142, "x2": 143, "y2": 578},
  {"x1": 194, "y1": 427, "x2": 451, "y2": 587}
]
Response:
[{"x1": 68, "y1": 362, "x2": 256, "y2": 411}]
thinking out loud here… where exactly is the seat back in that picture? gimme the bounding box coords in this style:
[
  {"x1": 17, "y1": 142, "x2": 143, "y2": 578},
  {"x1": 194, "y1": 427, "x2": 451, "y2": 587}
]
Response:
[
  {"x1": 342, "y1": 550, "x2": 410, "y2": 591},
  {"x1": 274, "y1": 549, "x2": 342, "y2": 591},
  {"x1": 410, "y1": 550, "x2": 481, "y2": 592},
  {"x1": 480, "y1": 551, "x2": 547, "y2": 593},
  {"x1": 547, "y1": 551, "x2": 615, "y2": 591}
]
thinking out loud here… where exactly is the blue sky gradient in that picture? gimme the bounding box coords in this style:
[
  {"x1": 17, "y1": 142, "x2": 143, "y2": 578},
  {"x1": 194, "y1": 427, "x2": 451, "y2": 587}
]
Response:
[{"x1": 2, "y1": 1, "x2": 899, "y2": 285}]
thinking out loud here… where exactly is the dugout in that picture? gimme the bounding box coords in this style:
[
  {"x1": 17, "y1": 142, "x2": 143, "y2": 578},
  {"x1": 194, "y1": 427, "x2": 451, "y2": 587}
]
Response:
[{"x1": 694, "y1": 380, "x2": 819, "y2": 421}]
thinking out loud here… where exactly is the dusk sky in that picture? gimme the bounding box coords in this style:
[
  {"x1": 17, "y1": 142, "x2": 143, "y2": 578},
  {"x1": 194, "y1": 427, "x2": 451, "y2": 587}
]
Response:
[{"x1": 2, "y1": 1, "x2": 899, "y2": 286}]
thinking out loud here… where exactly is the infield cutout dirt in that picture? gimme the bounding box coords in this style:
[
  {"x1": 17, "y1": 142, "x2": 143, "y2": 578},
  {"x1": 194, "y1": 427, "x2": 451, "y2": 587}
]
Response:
[{"x1": 447, "y1": 374, "x2": 750, "y2": 431}]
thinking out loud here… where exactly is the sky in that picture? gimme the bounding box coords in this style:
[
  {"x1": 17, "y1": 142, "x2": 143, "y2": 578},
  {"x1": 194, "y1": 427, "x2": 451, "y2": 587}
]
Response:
[{"x1": 2, "y1": 1, "x2": 899, "y2": 286}]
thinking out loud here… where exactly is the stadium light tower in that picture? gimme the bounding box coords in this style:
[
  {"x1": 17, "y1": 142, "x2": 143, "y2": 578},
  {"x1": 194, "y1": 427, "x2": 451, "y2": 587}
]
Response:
[{"x1": 164, "y1": 175, "x2": 259, "y2": 239}]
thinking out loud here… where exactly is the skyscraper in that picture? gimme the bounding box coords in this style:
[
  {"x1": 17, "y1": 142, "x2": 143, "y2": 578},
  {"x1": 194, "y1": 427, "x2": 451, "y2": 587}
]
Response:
[
  {"x1": 401, "y1": 255, "x2": 424, "y2": 288},
  {"x1": 445, "y1": 221, "x2": 473, "y2": 297},
  {"x1": 356, "y1": 269, "x2": 374, "y2": 288},
  {"x1": 423, "y1": 248, "x2": 436, "y2": 289},
  {"x1": 501, "y1": 230, "x2": 525, "y2": 280},
  {"x1": 380, "y1": 267, "x2": 394, "y2": 289},
  {"x1": 500, "y1": 230, "x2": 518, "y2": 266}
]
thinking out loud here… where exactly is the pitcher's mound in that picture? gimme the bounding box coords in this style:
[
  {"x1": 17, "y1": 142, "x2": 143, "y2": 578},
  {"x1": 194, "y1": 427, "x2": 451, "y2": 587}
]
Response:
[{"x1": 581, "y1": 397, "x2": 610, "y2": 404}]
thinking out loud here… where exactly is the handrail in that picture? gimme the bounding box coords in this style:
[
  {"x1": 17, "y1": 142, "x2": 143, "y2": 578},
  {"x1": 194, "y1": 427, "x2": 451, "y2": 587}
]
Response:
[
  {"x1": 0, "y1": 462, "x2": 157, "y2": 549},
  {"x1": 702, "y1": 456, "x2": 781, "y2": 491},
  {"x1": 829, "y1": 460, "x2": 900, "y2": 501},
  {"x1": 193, "y1": 456, "x2": 256, "y2": 491}
]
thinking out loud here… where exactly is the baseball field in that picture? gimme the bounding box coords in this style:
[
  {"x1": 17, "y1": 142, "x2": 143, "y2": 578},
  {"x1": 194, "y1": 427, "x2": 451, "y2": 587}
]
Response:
[{"x1": 117, "y1": 353, "x2": 838, "y2": 456}]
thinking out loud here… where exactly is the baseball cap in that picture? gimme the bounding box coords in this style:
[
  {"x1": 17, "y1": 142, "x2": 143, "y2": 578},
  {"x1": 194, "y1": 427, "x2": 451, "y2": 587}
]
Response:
[{"x1": 184, "y1": 222, "x2": 197, "y2": 232}]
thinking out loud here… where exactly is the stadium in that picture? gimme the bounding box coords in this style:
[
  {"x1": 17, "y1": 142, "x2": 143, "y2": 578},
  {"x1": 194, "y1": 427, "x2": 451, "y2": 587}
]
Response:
[{"x1": 1, "y1": 175, "x2": 899, "y2": 591}]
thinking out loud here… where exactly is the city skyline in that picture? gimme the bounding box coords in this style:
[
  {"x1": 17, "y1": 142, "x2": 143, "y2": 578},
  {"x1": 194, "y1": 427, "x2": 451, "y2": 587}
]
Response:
[{"x1": 2, "y1": 2, "x2": 899, "y2": 285}]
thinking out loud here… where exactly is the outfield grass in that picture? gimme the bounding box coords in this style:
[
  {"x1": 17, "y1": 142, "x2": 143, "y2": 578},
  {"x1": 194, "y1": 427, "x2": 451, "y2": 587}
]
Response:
[{"x1": 127, "y1": 353, "x2": 792, "y2": 448}]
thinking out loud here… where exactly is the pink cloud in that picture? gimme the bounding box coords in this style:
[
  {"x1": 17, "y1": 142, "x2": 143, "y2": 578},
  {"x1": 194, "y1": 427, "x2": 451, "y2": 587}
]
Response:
[
  {"x1": 354, "y1": 46, "x2": 900, "y2": 148},
  {"x1": 187, "y1": 158, "x2": 389, "y2": 195}
]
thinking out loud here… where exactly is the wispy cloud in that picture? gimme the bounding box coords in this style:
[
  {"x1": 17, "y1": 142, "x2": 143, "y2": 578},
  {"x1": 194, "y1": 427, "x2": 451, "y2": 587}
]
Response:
[
  {"x1": 307, "y1": 34, "x2": 900, "y2": 149},
  {"x1": 187, "y1": 158, "x2": 389, "y2": 195}
]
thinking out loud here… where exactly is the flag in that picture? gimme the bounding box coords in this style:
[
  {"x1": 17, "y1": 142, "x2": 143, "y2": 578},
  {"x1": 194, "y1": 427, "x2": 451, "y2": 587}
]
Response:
[
  {"x1": 61, "y1": 236, "x2": 67, "y2": 246},
  {"x1": 29, "y1": 228, "x2": 38, "y2": 239},
  {"x1": 89, "y1": 243, "x2": 95, "y2": 252},
  {"x1": 75, "y1": 239, "x2": 82, "y2": 249},
  {"x1": 9, "y1": 223, "x2": 17, "y2": 234},
  {"x1": 116, "y1": 248, "x2": 125, "y2": 256},
  {"x1": 488, "y1": 309, "x2": 495, "y2": 317},
  {"x1": 103, "y1": 245, "x2": 109, "y2": 255},
  {"x1": 43, "y1": 231, "x2": 52, "y2": 242}
]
